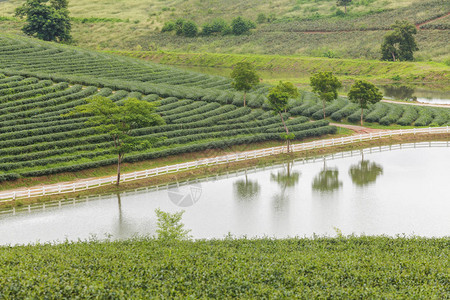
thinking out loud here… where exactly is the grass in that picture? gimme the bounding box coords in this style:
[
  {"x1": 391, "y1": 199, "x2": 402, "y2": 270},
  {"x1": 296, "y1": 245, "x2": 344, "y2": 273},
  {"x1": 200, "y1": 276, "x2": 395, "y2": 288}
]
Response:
[
  {"x1": 1, "y1": 0, "x2": 448, "y2": 62},
  {"x1": 107, "y1": 50, "x2": 450, "y2": 86}
]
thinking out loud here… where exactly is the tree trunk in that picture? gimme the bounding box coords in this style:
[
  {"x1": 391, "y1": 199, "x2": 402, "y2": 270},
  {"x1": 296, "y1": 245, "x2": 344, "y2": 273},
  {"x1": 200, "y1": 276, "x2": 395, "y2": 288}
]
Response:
[
  {"x1": 243, "y1": 91, "x2": 247, "y2": 107},
  {"x1": 360, "y1": 107, "x2": 364, "y2": 126},
  {"x1": 116, "y1": 153, "x2": 122, "y2": 185},
  {"x1": 391, "y1": 52, "x2": 396, "y2": 62},
  {"x1": 322, "y1": 100, "x2": 326, "y2": 119},
  {"x1": 279, "y1": 113, "x2": 290, "y2": 153},
  {"x1": 344, "y1": 5, "x2": 347, "y2": 14}
]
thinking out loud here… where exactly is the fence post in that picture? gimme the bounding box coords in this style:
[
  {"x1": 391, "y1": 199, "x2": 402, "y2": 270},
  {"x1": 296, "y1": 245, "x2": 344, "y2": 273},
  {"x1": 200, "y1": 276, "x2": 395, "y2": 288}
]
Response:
[
  {"x1": 28, "y1": 189, "x2": 30, "y2": 198},
  {"x1": 13, "y1": 191, "x2": 16, "y2": 201},
  {"x1": 43, "y1": 186, "x2": 46, "y2": 196}
]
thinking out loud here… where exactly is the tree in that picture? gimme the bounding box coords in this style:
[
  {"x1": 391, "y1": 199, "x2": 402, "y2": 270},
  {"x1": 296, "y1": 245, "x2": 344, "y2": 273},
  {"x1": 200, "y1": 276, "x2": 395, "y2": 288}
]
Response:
[
  {"x1": 336, "y1": 0, "x2": 352, "y2": 14},
  {"x1": 155, "y1": 209, "x2": 192, "y2": 241},
  {"x1": 231, "y1": 16, "x2": 256, "y2": 35},
  {"x1": 381, "y1": 20, "x2": 418, "y2": 62},
  {"x1": 182, "y1": 20, "x2": 198, "y2": 37},
  {"x1": 231, "y1": 62, "x2": 260, "y2": 107},
  {"x1": 348, "y1": 80, "x2": 383, "y2": 125},
  {"x1": 66, "y1": 96, "x2": 165, "y2": 185},
  {"x1": 310, "y1": 72, "x2": 342, "y2": 119},
  {"x1": 267, "y1": 81, "x2": 299, "y2": 152},
  {"x1": 15, "y1": 0, "x2": 72, "y2": 42}
]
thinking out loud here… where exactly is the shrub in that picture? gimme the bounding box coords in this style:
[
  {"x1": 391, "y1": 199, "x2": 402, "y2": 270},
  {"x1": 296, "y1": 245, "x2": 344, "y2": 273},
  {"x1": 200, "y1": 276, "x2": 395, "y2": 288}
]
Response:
[
  {"x1": 161, "y1": 21, "x2": 175, "y2": 32},
  {"x1": 231, "y1": 16, "x2": 256, "y2": 35},
  {"x1": 182, "y1": 20, "x2": 198, "y2": 37}
]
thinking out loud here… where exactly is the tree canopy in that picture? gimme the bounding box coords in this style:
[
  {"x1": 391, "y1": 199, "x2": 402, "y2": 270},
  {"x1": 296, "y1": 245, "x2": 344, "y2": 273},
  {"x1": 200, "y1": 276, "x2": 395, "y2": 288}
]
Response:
[
  {"x1": 347, "y1": 80, "x2": 383, "y2": 125},
  {"x1": 310, "y1": 72, "x2": 342, "y2": 119},
  {"x1": 66, "y1": 96, "x2": 165, "y2": 184},
  {"x1": 267, "y1": 81, "x2": 299, "y2": 152},
  {"x1": 15, "y1": 0, "x2": 72, "y2": 42},
  {"x1": 336, "y1": 0, "x2": 352, "y2": 14},
  {"x1": 231, "y1": 16, "x2": 256, "y2": 35},
  {"x1": 231, "y1": 62, "x2": 260, "y2": 107},
  {"x1": 381, "y1": 20, "x2": 418, "y2": 62}
]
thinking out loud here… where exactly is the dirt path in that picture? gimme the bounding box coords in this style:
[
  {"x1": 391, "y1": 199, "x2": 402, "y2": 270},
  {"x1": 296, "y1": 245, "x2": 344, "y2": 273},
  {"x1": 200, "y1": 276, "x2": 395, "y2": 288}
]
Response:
[
  {"x1": 329, "y1": 123, "x2": 383, "y2": 134},
  {"x1": 381, "y1": 99, "x2": 450, "y2": 108},
  {"x1": 416, "y1": 12, "x2": 450, "y2": 29}
]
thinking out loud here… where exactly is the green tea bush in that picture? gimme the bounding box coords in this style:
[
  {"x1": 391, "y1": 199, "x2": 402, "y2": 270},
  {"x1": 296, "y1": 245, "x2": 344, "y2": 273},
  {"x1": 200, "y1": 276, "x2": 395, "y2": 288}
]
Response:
[
  {"x1": 1, "y1": 237, "x2": 447, "y2": 298},
  {"x1": 379, "y1": 105, "x2": 404, "y2": 126},
  {"x1": 397, "y1": 106, "x2": 419, "y2": 126}
]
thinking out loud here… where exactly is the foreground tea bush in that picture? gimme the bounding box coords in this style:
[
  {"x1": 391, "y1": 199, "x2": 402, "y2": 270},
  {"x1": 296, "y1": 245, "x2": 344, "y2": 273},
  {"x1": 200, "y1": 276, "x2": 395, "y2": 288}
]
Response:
[{"x1": 0, "y1": 237, "x2": 448, "y2": 298}]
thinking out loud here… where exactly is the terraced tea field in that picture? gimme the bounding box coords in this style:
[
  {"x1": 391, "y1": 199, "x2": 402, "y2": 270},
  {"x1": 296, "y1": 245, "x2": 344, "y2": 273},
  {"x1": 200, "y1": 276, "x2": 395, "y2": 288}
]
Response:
[
  {"x1": 0, "y1": 34, "x2": 448, "y2": 183},
  {"x1": 0, "y1": 35, "x2": 339, "y2": 182},
  {"x1": 291, "y1": 97, "x2": 450, "y2": 126}
]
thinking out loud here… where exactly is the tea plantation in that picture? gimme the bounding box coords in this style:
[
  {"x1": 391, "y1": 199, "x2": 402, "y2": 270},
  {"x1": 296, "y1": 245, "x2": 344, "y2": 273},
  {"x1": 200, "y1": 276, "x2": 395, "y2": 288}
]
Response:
[
  {"x1": 0, "y1": 34, "x2": 449, "y2": 183},
  {"x1": 0, "y1": 34, "x2": 338, "y2": 182},
  {"x1": 0, "y1": 237, "x2": 448, "y2": 298}
]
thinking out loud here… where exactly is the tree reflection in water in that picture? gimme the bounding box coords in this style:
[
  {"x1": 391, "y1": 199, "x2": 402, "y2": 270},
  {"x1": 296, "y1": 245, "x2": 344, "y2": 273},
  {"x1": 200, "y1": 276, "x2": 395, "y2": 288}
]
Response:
[
  {"x1": 349, "y1": 151, "x2": 383, "y2": 186},
  {"x1": 233, "y1": 169, "x2": 261, "y2": 201},
  {"x1": 312, "y1": 158, "x2": 342, "y2": 193},
  {"x1": 270, "y1": 161, "x2": 300, "y2": 211}
]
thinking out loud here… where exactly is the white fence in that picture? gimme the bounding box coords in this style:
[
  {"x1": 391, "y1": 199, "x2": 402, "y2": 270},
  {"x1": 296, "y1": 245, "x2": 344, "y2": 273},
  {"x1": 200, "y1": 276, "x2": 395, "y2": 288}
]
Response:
[{"x1": 0, "y1": 126, "x2": 448, "y2": 202}]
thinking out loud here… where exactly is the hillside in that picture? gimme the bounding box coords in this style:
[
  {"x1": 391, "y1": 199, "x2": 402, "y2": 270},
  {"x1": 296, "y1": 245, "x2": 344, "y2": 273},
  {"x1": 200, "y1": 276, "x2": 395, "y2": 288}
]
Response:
[
  {"x1": 0, "y1": 34, "x2": 338, "y2": 182},
  {"x1": 0, "y1": 0, "x2": 449, "y2": 61},
  {"x1": 0, "y1": 34, "x2": 449, "y2": 183}
]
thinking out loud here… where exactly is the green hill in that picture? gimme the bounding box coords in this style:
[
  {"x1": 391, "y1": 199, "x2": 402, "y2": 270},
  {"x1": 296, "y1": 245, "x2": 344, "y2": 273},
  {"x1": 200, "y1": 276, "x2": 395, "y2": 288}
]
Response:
[
  {"x1": 1, "y1": 0, "x2": 449, "y2": 61},
  {"x1": 0, "y1": 34, "x2": 449, "y2": 183}
]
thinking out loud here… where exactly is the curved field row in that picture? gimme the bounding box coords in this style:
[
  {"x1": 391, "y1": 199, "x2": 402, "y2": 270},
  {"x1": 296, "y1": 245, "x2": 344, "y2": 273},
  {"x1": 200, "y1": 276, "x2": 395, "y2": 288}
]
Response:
[
  {"x1": 0, "y1": 35, "x2": 237, "y2": 91},
  {"x1": 0, "y1": 73, "x2": 335, "y2": 181},
  {"x1": 290, "y1": 98, "x2": 450, "y2": 126}
]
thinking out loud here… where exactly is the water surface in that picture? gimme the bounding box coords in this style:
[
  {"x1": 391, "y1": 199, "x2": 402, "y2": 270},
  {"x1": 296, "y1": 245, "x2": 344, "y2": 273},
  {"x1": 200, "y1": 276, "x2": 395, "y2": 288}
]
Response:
[{"x1": 0, "y1": 142, "x2": 449, "y2": 245}]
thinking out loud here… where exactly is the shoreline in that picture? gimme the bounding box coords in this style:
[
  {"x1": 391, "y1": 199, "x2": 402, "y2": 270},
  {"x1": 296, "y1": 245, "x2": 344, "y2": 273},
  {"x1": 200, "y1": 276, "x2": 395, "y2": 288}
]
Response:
[{"x1": 1, "y1": 129, "x2": 448, "y2": 208}]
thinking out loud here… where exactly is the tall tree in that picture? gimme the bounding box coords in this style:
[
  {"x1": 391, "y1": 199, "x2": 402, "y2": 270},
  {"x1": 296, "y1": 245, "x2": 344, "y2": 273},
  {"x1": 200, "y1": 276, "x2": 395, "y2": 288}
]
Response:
[
  {"x1": 347, "y1": 80, "x2": 383, "y2": 125},
  {"x1": 336, "y1": 0, "x2": 352, "y2": 14},
  {"x1": 267, "y1": 81, "x2": 299, "y2": 152},
  {"x1": 231, "y1": 62, "x2": 260, "y2": 107},
  {"x1": 381, "y1": 20, "x2": 418, "y2": 62},
  {"x1": 15, "y1": 0, "x2": 72, "y2": 42},
  {"x1": 310, "y1": 72, "x2": 342, "y2": 119},
  {"x1": 66, "y1": 96, "x2": 165, "y2": 185}
]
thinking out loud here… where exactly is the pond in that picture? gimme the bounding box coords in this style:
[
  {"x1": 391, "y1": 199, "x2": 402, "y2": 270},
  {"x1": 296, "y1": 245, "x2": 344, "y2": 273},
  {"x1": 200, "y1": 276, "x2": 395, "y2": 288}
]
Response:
[{"x1": 0, "y1": 142, "x2": 449, "y2": 245}]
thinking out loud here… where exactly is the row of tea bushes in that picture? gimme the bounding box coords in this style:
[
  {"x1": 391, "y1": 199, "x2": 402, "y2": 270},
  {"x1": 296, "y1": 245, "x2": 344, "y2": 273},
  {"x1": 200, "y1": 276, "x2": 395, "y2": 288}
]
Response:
[
  {"x1": 291, "y1": 99, "x2": 450, "y2": 126},
  {"x1": 0, "y1": 237, "x2": 448, "y2": 298}
]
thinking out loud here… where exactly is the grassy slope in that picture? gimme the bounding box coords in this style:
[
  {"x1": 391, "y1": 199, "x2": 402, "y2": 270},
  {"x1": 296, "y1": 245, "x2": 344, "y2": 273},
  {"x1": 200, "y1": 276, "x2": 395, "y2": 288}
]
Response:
[
  {"x1": 0, "y1": 0, "x2": 449, "y2": 62},
  {"x1": 0, "y1": 237, "x2": 449, "y2": 298},
  {"x1": 107, "y1": 50, "x2": 450, "y2": 86}
]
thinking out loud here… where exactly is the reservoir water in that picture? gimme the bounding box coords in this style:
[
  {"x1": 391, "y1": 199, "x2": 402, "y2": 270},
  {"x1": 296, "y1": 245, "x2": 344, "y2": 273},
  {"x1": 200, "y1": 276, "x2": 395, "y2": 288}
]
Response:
[{"x1": 0, "y1": 142, "x2": 449, "y2": 245}]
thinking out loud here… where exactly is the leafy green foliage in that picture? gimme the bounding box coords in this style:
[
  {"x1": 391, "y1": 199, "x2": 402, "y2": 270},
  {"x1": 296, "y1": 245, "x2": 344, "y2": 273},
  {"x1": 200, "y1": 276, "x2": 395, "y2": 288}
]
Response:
[
  {"x1": 66, "y1": 96, "x2": 165, "y2": 184},
  {"x1": 0, "y1": 237, "x2": 448, "y2": 298},
  {"x1": 231, "y1": 16, "x2": 256, "y2": 35},
  {"x1": 348, "y1": 80, "x2": 382, "y2": 125},
  {"x1": 336, "y1": 0, "x2": 352, "y2": 14},
  {"x1": 182, "y1": 20, "x2": 198, "y2": 37},
  {"x1": 267, "y1": 81, "x2": 299, "y2": 151},
  {"x1": 15, "y1": 0, "x2": 72, "y2": 42},
  {"x1": 310, "y1": 72, "x2": 342, "y2": 118},
  {"x1": 381, "y1": 20, "x2": 418, "y2": 61},
  {"x1": 230, "y1": 62, "x2": 260, "y2": 106},
  {"x1": 201, "y1": 18, "x2": 230, "y2": 36},
  {"x1": 155, "y1": 209, "x2": 192, "y2": 241}
]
